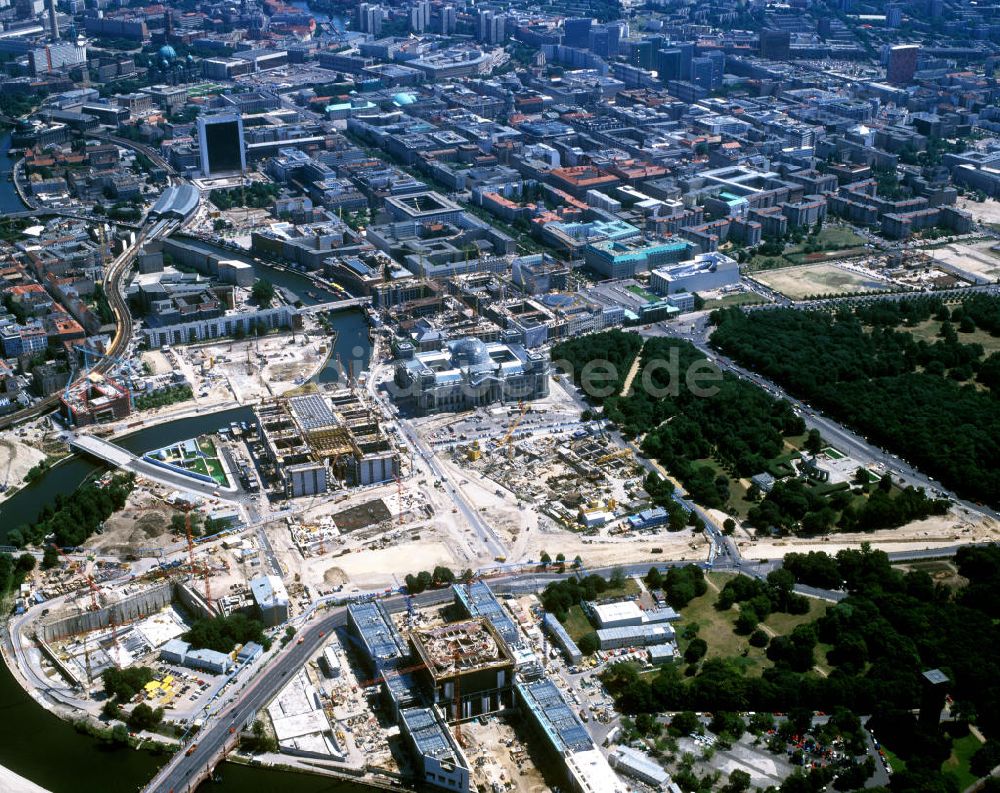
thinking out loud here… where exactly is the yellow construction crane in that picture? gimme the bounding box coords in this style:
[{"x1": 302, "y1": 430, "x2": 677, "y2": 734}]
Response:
[
  {"x1": 596, "y1": 449, "x2": 631, "y2": 465},
  {"x1": 500, "y1": 401, "x2": 528, "y2": 458}
]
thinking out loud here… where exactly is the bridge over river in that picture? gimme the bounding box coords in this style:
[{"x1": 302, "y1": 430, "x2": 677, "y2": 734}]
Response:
[{"x1": 68, "y1": 432, "x2": 242, "y2": 502}]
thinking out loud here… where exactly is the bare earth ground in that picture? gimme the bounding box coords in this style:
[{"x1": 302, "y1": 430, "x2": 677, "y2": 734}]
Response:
[
  {"x1": 462, "y1": 717, "x2": 549, "y2": 793},
  {"x1": 925, "y1": 240, "x2": 1000, "y2": 282},
  {"x1": 755, "y1": 262, "x2": 890, "y2": 299},
  {"x1": 742, "y1": 511, "x2": 998, "y2": 560},
  {"x1": 315, "y1": 540, "x2": 459, "y2": 591},
  {"x1": 0, "y1": 434, "x2": 47, "y2": 494},
  {"x1": 85, "y1": 486, "x2": 182, "y2": 555},
  {"x1": 956, "y1": 196, "x2": 1000, "y2": 226}
]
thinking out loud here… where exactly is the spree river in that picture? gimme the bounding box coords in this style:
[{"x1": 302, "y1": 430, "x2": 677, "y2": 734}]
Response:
[
  {"x1": 0, "y1": 398, "x2": 380, "y2": 791},
  {"x1": 0, "y1": 84, "x2": 377, "y2": 791},
  {"x1": 0, "y1": 236, "x2": 376, "y2": 788}
]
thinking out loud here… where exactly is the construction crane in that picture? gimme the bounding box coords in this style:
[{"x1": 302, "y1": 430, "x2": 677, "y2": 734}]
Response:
[
  {"x1": 52, "y1": 544, "x2": 100, "y2": 611},
  {"x1": 72, "y1": 344, "x2": 106, "y2": 373},
  {"x1": 595, "y1": 449, "x2": 630, "y2": 465},
  {"x1": 52, "y1": 544, "x2": 122, "y2": 668},
  {"x1": 184, "y1": 508, "x2": 212, "y2": 606},
  {"x1": 395, "y1": 474, "x2": 404, "y2": 525},
  {"x1": 499, "y1": 400, "x2": 528, "y2": 459},
  {"x1": 356, "y1": 658, "x2": 429, "y2": 689}
]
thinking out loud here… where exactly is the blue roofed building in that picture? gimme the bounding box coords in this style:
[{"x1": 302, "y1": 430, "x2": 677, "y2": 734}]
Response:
[
  {"x1": 627, "y1": 507, "x2": 669, "y2": 530},
  {"x1": 399, "y1": 707, "x2": 470, "y2": 792},
  {"x1": 584, "y1": 237, "x2": 694, "y2": 279}
]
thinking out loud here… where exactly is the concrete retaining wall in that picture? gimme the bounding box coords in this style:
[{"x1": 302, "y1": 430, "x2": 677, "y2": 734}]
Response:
[
  {"x1": 38, "y1": 582, "x2": 175, "y2": 643},
  {"x1": 175, "y1": 580, "x2": 218, "y2": 621}
]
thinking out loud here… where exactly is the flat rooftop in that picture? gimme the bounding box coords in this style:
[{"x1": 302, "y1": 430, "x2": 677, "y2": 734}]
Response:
[
  {"x1": 517, "y1": 677, "x2": 592, "y2": 753},
  {"x1": 452, "y1": 581, "x2": 523, "y2": 650}
]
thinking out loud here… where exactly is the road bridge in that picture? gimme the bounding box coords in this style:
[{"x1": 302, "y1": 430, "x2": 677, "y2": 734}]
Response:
[
  {"x1": 68, "y1": 433, "x2": 241, "y2": 502},
  {"x1": 297, "y1": 296, "x2": 371, "y2": 315}
]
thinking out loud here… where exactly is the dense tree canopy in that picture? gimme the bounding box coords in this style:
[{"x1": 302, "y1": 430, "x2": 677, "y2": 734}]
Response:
[
  {"x1": 603, "y1": 542, "x2": 1000, "y2": 793},
  {"x1": 102, "y1": 666, "x2": 155, "y2": 702},
  {"x1": 183, "y1": 613, "x2": 268, "y2": 654},
  {"x1": 13, "y1": 474, "x2": 134, "y2": 549},
  {"x1": 710, "y1": 300, "x2": 1000, "y2": 505},
  {"x1": 581, "y1": 336, "x2": 805, "y2": 510},
  {"x1": 551, "y1": 330, "x2": 644, "y2": 402}
]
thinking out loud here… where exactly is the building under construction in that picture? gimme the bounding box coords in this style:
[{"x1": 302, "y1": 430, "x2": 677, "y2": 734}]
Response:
[
  {"x1": 255, "y1": 391, "x2": 399, "y2": 497},
  {"x1": 59, "y1": 375, "x2": 131, "y2": 426},
  {"x1": 410, "y1": 618, "x2": 516, "y2": 720}
]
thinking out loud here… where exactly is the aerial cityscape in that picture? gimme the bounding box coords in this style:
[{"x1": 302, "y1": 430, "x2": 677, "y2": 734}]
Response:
[{"x1": 0, "y1": 0, "x2": 998, "y2": 792}]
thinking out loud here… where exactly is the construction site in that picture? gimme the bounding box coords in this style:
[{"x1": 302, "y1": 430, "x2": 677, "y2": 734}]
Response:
[
  {"x1": 329, "y1": 580, "x2": 631, "y2": 793},
  {"x1": 410, "y1": 619, "x2": 516, "y2": 720},
  {"x1": 254, "y1": 390, "x2": 401, "y2": 498}
]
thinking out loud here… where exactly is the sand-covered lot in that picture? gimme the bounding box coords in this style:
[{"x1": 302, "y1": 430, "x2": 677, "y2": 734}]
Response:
[
  {"x1": 739, "y1": 511, "x2": 998, "y2": 561},
  {"x1": 0, "y1": 435, "x2": 47, "y2": 494},
  {"x1": 926, "y1": 239, "x2": 1000, "y2": 282},
  {"x1": 957, "y1": 196, "x2": 1000, "y2": 226},
  {"x1": 755, "y1": 262, "x2": 891, "y2": 299}
]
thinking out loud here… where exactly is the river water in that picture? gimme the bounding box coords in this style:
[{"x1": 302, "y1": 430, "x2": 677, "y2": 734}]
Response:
[
  {"x1": 0, "y1": 131, "x2": 26, "y2": 213},
  {"x1": 0, "y1": 134, "x2": 376, "y2": 790}
]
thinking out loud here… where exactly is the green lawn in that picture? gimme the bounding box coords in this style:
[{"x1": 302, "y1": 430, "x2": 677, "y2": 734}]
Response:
[
  {"x1": 680, "y1": 573, "x2": 772, "y2": 674},
  {"x1": 627, "y1": 284, "x2": 657, "y2": 302},
  {"x1": 601, "y1": 578, "x2": 641, "y2": 600},
  {"x1": 763, "y1": 597, "x2": 830, "y2": 635},
  {"x1": 205, "y1": 458, "x2": 227, "y2": 485},
  {"x1": 680, "y1": 574, "x2": 832, "y2": 676},
  {"x1": 563, "y1": 605, "x2": 595, "y2": 644},
  {"x1": 882, "y1": 746, "x2": 907, "y2": 774},
  {"x1": 942, "y1": 733, "x2": 983, "y2": 791},
  {"x1": 709, "y1": 292, "x2": 767, "y2": 308},
  {"x1": 900, "y1": 318, "x2": 1000, "y2": 355},
  {"x1": 748, "y1": 225, "x2": 869, "y2": 270}
]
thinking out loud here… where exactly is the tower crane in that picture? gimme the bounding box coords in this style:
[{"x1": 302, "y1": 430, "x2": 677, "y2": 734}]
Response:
[
  {"x1": 184, "y1": 508, "x2": 212, "y2": 606},
  {"x1": 51, "y1": 544, "x2": 122, "y2": 668},
  {"x1": 499, "y1": 400, "x2": 528, "y2": 458}
]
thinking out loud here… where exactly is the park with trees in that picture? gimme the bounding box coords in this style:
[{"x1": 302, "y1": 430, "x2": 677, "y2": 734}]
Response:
[
  {"x1": 7, "y1": 473, "x2": 134, "y2": 550},
  {"x1": 601, "y1": 545, "x2": 1000, "y2": 793},
  {"x1": 709, "y1": 297, "x2": 1000, "y2": 505}
]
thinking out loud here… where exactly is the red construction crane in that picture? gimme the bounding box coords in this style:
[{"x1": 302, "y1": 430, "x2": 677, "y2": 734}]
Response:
[
  {"x1": 52, "y1": 545, "x2": 100, "y2": 611},
  {"x1": 51, "y1": 544, "x2": 122, "y2": 667},
  {"x1": 355, "y1": 658, "x2": 428, "y2": 689}
]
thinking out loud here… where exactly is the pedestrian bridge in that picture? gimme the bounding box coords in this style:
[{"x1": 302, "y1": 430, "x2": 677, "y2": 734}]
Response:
[{"x1": 68, "y1": 433, "x2": 241, "y2": 502}]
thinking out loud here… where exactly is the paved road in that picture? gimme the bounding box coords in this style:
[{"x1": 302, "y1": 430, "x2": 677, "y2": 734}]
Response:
[
  {"x1": 395, "y1": 416, "x2": 508, "y2": 560},
  {"x1": 639, "y1": 319, "x2": 999, "y2": 524}
]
